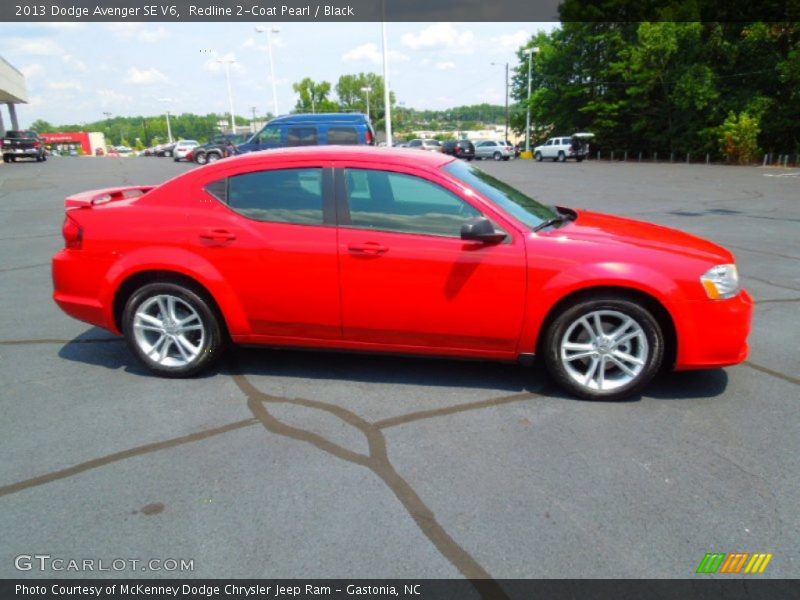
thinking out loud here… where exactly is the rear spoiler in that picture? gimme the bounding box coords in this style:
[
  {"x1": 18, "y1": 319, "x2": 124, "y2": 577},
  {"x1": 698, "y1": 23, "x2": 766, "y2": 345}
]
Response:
[{"x1": 65, "y1": 186, "x2": 154, "y2": 209}]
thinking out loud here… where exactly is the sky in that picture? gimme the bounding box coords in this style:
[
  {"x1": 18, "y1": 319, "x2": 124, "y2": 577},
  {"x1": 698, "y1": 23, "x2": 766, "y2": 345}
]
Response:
[{"x1": 0, "y1": 21, "x2": 558, "y2": 128}]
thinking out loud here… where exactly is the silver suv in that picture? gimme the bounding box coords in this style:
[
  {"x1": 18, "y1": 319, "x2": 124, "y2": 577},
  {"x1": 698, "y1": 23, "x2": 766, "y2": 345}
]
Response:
[
  {"x1": 534, "y1": 133, "x2": 593, "y2": 162},
  {"x1": 474, "y1": 140, "x2": 511, "y2": 161}
]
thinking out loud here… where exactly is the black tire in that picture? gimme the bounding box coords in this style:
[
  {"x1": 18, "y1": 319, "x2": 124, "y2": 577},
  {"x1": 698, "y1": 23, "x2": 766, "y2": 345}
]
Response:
[
  {"x1": 466, "y1": 157, "x2": 474, "y2": 161},
  {"x1": 206, "y1": 152, "x2": 221, "y2": 163},
  {"x1": 503, "y1": 156, "x2": 510, "y2": 161},
  {"x1": 493, "y1": 151, "x2": 502, "y2": 161},
  {"x1": 122, "y1": 282, "x2": 225, "y2": 377},
  {"x1": 557, "y1": 151, "x2": 566, "y2": 162},
  {"x1": 541, "y1": 295, "x2": 664, "y2": 401},
  {"x1": 535, "y1": 152, "x2": 543, "y2": 162},
  {"x1": 195, "y1": 152, "x2": 208, "y2": 165},
  {"x1": 576, "y1": 157, "x2": 584, "y2": 163},
  {"x1": 2, "y1": 155, "x2": 8, "y2": 163}
]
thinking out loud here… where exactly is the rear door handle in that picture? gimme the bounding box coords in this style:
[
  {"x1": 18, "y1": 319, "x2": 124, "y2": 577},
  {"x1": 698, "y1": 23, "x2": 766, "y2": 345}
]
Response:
[
  {"x1": 199, "y1": 228, "x2": 237, "y2": 243},
  {"x1": 347, "y1": 242, "x2": 389, "y2": 255}
]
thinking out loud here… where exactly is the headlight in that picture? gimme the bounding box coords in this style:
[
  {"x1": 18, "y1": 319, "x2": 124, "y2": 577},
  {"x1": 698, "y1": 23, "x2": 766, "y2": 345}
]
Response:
[{"x1": 700, "y1": 264, "x2": 740, "y2": 300}]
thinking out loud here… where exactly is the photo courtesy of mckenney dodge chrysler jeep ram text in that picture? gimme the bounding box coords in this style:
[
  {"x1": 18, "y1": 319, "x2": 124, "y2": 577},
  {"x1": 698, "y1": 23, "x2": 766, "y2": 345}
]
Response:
[{"x1": 51, "y1": 146, "x2": 753, "y2": 400}]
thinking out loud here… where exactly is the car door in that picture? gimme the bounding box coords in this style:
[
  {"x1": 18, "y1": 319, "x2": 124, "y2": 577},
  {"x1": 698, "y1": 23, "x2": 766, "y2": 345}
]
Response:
[
  {"x1": 541, "y1": 139, "x2": 554, "y2": 159},
  {"x1": 188, "y1": 163, "x2": 341, "y2": 341},
  {"x1": 334, "y1": 164, "x2": 527, "y2": 356}
]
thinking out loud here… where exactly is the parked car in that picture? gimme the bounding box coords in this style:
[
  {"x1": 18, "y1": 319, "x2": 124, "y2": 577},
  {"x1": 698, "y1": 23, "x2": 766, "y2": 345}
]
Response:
[
  {"x1": 173, "y1": 140, "x2": 199, "y2": 162},
  {"x1": 52, "y1": 146, "x2": 752, "y2": 401},
  {"x1": 193, "y1": 134, "x2": 248, "y2": 165},
  {"x1": 441, "y1": 140, "x2": 475, "y2": 160},
  {"x1": 474, "y1": 140, "x2": 511, "y2": 161},
  {"x1": 534, "y1": 133, "x2": 594, "y2": 162},
  {"x1": 406, "y1": 139, "x2": 444, "y2": 152},
  {"x1": 2, "y1": 130, "x2": 47, "y2": 163},
  {"x1": 237, "y1": 113, "x2": 375, "y2": 154},
  {"x1": 156, "y1": 143, "x2": 177, "y2": 157}
]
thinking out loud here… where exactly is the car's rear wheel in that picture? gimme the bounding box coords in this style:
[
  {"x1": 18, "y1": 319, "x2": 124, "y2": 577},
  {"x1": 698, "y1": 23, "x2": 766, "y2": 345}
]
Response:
[
  {"x1": 542, "y1": 296, "x2": 664, "y2": 401},
  {"x1": 122, "y1": 283, "x2": 224, "y2": 377},
  {"x1": 206, "y1": 152, "x2": 221, "y2": 163},
  {"x1": 558, "y1": 151, "x2": 566, "y2": 162},
  {"x1": 493, "y1": 151, "x2": 502, "y2": 161}
]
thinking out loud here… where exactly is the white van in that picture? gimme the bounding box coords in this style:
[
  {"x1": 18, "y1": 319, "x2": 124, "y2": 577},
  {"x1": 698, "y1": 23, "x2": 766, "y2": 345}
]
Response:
[{"x1": 534, "y1": 133, "x2": 594, "y2": 162}]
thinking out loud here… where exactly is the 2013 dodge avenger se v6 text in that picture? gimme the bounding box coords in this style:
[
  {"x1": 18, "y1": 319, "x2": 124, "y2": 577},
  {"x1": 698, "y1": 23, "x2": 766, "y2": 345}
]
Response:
[{"x1": 52, "y1": 147, "x2": 753, "y2": 400}]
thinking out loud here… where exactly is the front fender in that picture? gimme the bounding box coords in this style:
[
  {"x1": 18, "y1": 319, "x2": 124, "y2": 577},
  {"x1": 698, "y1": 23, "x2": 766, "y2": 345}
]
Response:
[
  {"x1": 520, "y1": 261, "x2": 686, "y2": 354},
  {"x1": 99, "y1": 246, "x2": 251, "y2": 336}
]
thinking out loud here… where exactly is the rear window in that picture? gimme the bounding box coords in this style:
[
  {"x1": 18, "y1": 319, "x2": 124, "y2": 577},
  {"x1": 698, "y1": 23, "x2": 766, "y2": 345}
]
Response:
[
  {"x1": 213, "y1": 168, "x2": 324, "y2": 225},
  {"x1": 327, "y1": 127, "x2": 358, "y2": 145},
  {"x1": 5, "y1": 131, "x2": 37, "y2": 139},
  {"x1": 287, "y1": 127, "x2": 318, "y2": 147}
]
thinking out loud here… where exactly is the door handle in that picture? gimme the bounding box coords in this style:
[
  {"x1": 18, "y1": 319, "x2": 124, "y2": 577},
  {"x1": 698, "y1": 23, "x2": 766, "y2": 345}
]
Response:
[
  {"x1": 199, "y1": 229, "x2": 237, "y2": 243},
  {"x1": 347, "y1": 242, "x2": 388, "y2": 255}
]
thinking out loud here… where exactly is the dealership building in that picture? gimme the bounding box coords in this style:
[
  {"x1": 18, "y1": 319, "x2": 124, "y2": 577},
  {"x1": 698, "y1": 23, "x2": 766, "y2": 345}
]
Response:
[{"x1": 0, "y1": 56, "x2": 27, "y2": 135}]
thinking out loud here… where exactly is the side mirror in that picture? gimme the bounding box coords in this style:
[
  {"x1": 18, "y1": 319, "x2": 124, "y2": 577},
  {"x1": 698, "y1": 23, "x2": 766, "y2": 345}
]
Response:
[{"x1": 460, "y1": 217, "x2": 507, "y2": 244}]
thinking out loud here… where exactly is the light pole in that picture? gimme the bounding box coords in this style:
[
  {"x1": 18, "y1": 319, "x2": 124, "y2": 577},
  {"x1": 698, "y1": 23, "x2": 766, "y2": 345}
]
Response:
[
  {"x1": 165, "y1": 110, "x2": 173, "y2": 144},
  {"x1": 491, "y1": 62, "x2": 509, "y2": 142},
  {"x1": 361, "y1": 86, "x2": 372, "y2": 120},
  {"x1": 255, "y1": 26, "x2": 280, "y2": 116},
  {"x1": 381, "y1": 6, "x2": 392, "y2": 146},
  {"x1": 157, "y1": 99, "x2": 174, "y2": 144},
  {"x1": 525, "y1": 47, "x2": 539, "y2": 155},
  {"x1": 217, "y1": 57, "x2": 237, "y2": 133}
]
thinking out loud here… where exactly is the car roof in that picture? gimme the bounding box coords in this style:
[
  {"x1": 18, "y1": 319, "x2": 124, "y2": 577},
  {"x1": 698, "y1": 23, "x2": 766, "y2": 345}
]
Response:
[
  {"x1": 218, "y1": 145, "x2": 456, "y2": 169},
  {"x1": 268, "y1": 113, "x2": 369, "y2": 125}
]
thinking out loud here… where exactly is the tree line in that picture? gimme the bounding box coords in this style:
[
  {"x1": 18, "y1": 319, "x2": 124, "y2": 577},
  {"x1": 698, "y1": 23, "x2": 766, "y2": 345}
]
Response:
[{"x1": 510, "y1": 19, "x2": 800, "y2": 162}]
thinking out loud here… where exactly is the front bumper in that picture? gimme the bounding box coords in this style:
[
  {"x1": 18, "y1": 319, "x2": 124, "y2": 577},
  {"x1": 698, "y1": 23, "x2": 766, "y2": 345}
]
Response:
[{"x1": 674, "y1": 290, "x2": 754, "y2": 370}]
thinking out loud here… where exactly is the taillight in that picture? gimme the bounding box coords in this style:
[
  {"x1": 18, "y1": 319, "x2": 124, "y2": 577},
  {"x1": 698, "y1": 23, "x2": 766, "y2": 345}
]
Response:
[
  {"x1": 62, "y1": 215, "x2": 83, "y2": 249},
  {"x1": 366, "y1": 129, "x2": 374, "y2": 145}
]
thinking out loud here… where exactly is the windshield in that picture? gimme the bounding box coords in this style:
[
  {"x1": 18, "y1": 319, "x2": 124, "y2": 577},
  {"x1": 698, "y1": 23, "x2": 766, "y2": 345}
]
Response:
[{"x1": 443, "y1": 161, "x2": 559, "y2": 228}]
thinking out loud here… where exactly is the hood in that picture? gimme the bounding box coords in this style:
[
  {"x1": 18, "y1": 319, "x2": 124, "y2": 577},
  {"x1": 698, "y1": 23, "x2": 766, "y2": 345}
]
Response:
[{"x1": 554, "y1": 209, "x2": 734, "y2": 264}]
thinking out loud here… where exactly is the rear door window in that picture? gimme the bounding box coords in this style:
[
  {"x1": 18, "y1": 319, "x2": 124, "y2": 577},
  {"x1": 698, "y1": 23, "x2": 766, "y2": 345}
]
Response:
[
  {"x1": 223, "y1": 168, "x2": 325, "y2": 225},
  {"x1": 287, "y1": 127, "x2": 318, "y2": 146},
  {"x1": 327, "y1": 127, "x2": 358, "y2": 145}
]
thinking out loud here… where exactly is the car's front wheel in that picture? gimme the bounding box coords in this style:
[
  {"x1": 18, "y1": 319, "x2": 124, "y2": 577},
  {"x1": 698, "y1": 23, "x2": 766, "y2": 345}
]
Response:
[
  {"x1": 122, "y1": 283, "x2": 224, "y2": 377},
  {"x1": 535, "y1": 152, "x2": 543, "y2": 162},
  {"x1": 493, "y1": 151, "x2": 502, "y2": 161},
  {"x1": 195, "y1": 153, "x2": 207, "y2": 165},
  {"x1": 542, "y1": 296, "x2": 664, "y2": 401}
]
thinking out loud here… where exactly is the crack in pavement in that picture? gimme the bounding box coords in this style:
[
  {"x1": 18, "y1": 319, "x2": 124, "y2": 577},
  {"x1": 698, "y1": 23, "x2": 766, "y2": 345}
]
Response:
[
  {"x1": 746, "y1": 276, "x2": 800, "y2": 293},
  {"x1": 755, "y1": 297, "x2": 800, "y2": 305},
  {"x1": 744, "y1": 361, "x2": 800, "y2": 386},
  {"x1": 0, "y1": 418, "x2": 260, "y2": 498},
  {"x1": 0, "y1": 262, "x2": 50, "y2": 274},
  {"x1": 230, "y1": 360, "x2": 526, "y2": 597},
  {"x1": 0, "y1": 337, "x2": 122, "y2": 346}
]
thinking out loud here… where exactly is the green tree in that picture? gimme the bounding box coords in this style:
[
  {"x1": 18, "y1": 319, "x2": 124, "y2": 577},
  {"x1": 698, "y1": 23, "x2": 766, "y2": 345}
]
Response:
[
  {"x1": 719, "y1": 111, "x2": 761, "y2": 164},
  {"x1": 335, "y1": 73, "x2": 394, "y2": 121},
  {"x1": 292, "y1": 78, "x2": 339, "y2": 113},
  {"x1": 29, "y1": 119, "x2": 55, "y2": 133}
]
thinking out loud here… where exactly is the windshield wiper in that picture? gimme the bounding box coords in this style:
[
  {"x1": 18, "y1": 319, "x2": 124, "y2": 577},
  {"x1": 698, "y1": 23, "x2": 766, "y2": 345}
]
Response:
[{"x1": 533, "y1": 210, "x2": 574, "y2": 232}]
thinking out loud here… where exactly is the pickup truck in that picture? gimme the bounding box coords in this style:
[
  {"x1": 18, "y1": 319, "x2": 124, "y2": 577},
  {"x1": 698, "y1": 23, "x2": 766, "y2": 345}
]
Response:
[{"x1": 2, "y1": 130, "x2": 47, "y2": 163}]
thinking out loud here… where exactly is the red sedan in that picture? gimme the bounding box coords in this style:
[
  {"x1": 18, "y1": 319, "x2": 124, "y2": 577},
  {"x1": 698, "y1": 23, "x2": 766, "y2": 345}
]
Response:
[{"x1": 52, "y1": 147, "x2": 753, "y2": 400}]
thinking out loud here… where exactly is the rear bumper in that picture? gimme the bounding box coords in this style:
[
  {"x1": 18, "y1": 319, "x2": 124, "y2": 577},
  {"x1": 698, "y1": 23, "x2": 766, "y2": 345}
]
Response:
[
  {"x1": 52, "y1": 250, "x2": 117, "y2": 332},
  {"x1": 674, "y1": 290, "x2": 754, "y2": 370}
]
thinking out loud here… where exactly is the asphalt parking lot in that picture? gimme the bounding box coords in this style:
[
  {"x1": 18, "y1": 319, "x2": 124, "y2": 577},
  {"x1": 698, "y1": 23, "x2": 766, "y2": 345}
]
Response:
[{"x1": 0, "y1": 154, "x2": 798, "y2": 584}]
